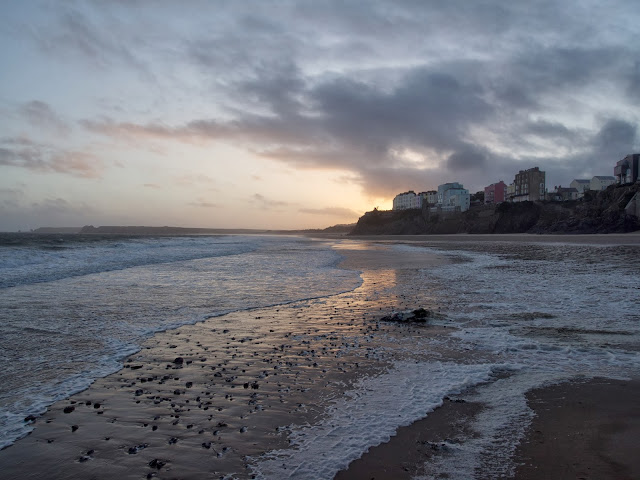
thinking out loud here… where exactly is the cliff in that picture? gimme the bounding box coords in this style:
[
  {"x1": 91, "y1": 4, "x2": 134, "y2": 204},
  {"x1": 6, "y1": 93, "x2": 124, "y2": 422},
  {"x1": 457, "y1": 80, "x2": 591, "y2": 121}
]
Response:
[{"x1": 350, "y1": 183, "x2": 640, "y2": 235}]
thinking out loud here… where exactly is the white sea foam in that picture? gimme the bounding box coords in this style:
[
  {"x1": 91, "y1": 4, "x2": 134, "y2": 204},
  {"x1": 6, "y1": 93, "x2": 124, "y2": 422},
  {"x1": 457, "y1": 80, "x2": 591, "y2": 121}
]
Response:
[{"x1": 250, "y1": 361, "x2": 499, "y2": 479}]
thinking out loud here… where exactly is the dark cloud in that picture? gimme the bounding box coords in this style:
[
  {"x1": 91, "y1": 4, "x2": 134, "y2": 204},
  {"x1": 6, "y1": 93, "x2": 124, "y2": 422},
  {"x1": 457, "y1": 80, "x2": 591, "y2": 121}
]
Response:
[
  {"x1": 509, "y1": 46, "x2": 626, "y2": 94},
  {"x1": 0, "y1": 137, "x2": 103, "y2": 178},
  {"x1": 524, "y1": 120, "x2": 582, "y2": 141},
  {"x1": 628, "y1": 60, "x2": 640, "y2": 100},
  {"x1": 593, "y1": 119, "x2": 637, "y2": 154},
  {"x1": 446, "y1": 145, "x2": 488, "y2": 171},
  {"x1": 84, "y1": 62, "x2": 493, "y2": 188}
]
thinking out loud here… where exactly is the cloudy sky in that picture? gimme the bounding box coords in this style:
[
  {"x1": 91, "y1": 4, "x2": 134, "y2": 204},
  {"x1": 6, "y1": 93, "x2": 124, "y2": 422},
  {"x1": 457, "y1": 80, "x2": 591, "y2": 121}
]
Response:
[{"x1": 1, "y1": 1, "x2": 639, "y2": 231}]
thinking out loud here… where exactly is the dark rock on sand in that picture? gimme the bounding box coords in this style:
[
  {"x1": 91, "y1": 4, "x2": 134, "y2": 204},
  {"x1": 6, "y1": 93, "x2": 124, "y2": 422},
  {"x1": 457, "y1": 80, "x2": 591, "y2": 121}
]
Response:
[
  {"x1": 173, "y1": 357, "x2": 184, "y2": 365},
  {"x1": 24, "y1": 414, "x2": 37, "y2": 423},
  {"x1": 128, "y1": 444, "x2": 148, "y2": 454},
  {"x1": 148, "y1": 459, "x2": 166, "y2": 470},
  {"x1": 63, "y1": 406, "x2": 75, "y2": 414},
  {"x1": 381, "y1": 308, "x2": 432, "y2": 323}
]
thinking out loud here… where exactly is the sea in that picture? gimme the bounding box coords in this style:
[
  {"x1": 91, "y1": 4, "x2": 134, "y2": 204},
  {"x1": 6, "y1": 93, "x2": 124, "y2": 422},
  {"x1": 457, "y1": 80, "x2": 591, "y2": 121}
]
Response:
[{"x1": 1, "y1": 233, "x2": 639, "y2": 478}]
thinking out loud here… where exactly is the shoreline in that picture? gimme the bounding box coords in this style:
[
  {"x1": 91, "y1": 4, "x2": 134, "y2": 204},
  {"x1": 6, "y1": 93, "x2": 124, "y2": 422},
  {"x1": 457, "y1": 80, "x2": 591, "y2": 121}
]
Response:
[{"x1": 316, "y1": 231, "x2": 640, "y2": 245}]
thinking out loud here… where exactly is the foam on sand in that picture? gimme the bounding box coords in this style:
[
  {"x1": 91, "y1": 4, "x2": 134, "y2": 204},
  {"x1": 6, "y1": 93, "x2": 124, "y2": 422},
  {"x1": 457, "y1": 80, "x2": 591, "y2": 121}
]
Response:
[{"x1": 250, "y1": 360, "x2": 499, "y2": 479}]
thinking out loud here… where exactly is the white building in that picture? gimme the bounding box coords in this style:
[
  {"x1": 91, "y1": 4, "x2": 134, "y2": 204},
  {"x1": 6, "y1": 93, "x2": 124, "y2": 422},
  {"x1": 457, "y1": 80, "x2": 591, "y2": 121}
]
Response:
[
  {"x1": 418, "y1": 190, "x2": 438, "y2": 205},
  {"x1": 570, "y1": 179, "x2": 590, "y2": 197},
  {"x1": 590, "y1": 176, "x2": 616, "y2": 191},
  {"x1": 436, "y1": 182, "x2": 470, "y2": 212},
  {"x1": 393, "y1": 191, "x2": 420, "y2": 210}
]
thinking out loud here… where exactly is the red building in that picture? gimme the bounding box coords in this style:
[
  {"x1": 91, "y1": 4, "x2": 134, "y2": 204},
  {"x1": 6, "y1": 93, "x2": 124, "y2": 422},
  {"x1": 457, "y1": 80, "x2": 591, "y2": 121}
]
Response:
[{"x1": 484, "y1": 181, "x2": 506, "y2": 204}]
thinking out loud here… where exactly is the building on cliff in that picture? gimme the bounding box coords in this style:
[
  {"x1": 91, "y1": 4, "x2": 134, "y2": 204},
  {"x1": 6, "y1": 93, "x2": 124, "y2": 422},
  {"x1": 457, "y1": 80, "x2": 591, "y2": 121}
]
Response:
[
  {"x1": 484, "y1": 181, "x2": 506, "y2": 204},
  {"x1": 590, "y1": 176, "x2": 616, "y2": 191},
  {"x1": 614, "y1": 154, "x2": 640, "y2": 184},
  {"x1": 551, "y1": 186, "x2": 579, "y2": 201},
  {"x1": 419, "y1": 190, "x2": 438, "y2": 205},
  {"x1": 570, "y1": 179, "x2": 590, "y2": 198},
  {"x1": 392, "y1": 191, "x2": 420, "y2": 210},
  {"x1": 512, "y1": 167, "x2": 546, "y2": 202},
  {"x1": 393, "y1": 190, "x2": 439, "y2": 210},
  {"x1": 435, "y1": 182, "x2": 470, "y2": 212}
]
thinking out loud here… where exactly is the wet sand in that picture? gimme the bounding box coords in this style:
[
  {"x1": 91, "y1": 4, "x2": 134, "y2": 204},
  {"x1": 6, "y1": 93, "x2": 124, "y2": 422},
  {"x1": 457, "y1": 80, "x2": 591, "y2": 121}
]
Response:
[
  {"x1": 338, "y1": 232, "x2": 640, "y2": 246},
  {"x1": 512, "y1": 377, "x2": 640, "y2": 480},
  {"x1": 334, "y1": 377, "x2": 640, "y2": 480},
  {"x1": 0, "y1": 242, "x2": 451, "y2": 479},
  {"x1": 334, "y1": 397, "x2": 483, "y2": 479}
]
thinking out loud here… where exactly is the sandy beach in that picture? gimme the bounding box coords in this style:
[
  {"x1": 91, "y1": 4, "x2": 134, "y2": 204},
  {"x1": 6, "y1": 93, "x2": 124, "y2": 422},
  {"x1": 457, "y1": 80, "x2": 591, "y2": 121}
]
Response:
[
  {"x1": 1, "y1": 236, "x2": 639, "y2": 479},
  {"x1": 334, "y1": 377, "x2": 640, "y2": 480}
]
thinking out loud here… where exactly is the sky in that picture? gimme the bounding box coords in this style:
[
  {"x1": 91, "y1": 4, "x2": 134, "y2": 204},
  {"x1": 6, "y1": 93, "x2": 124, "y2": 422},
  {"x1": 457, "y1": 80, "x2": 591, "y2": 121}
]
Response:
[{"x1": 1, "y1": 0, "x2": 639, "y2": 231}]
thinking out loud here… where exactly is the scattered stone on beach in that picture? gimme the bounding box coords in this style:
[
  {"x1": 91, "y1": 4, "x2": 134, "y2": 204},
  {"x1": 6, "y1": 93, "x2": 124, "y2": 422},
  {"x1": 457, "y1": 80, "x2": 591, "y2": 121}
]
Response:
[
  {"x1": 173, "y1": 357, "x2": 184, "y2": 365},
  {"x1": 71, "y1": 425, "x2": 79, "y2": 432},
  {"x1": 127, "y1": 444, "x2": 148, "y2": 454},
  {"x1": 63, "y1": 406, "x2": 75, "y2": 414},
  {"x1": 380, "y1": 308, "x2": 432, "y2": 323},
  {"x1": 24, "y1": 414, "x2": 37, "y2": 423},
  {"x1": 148, "y1": 459, "x2": 166, "y2": 470}
]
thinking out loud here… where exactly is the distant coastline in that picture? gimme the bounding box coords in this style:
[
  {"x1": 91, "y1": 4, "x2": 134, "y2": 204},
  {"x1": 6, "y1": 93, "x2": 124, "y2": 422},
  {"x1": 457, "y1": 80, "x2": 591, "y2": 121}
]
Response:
[{"x1": 26, "y1": 223, "x2": 356, "y2": 236}]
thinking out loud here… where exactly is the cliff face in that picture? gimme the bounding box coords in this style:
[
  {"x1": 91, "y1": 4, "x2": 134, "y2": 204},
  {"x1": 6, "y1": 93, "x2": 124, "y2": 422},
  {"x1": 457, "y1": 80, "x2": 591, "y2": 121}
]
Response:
[{"x1": 350, "y1": 184, "x2": 640, "y2": 235}]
